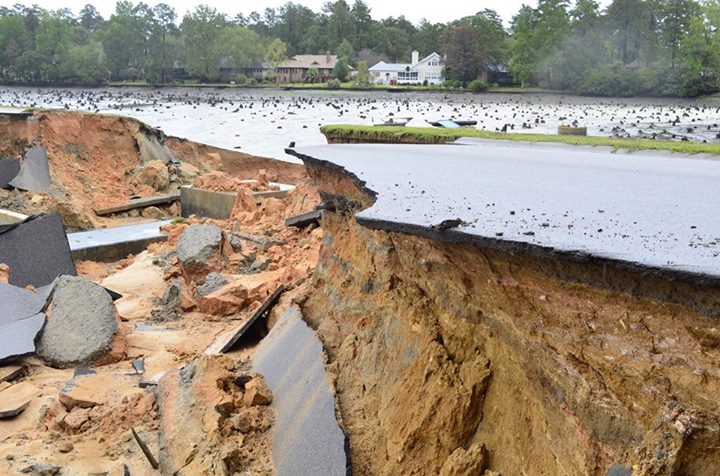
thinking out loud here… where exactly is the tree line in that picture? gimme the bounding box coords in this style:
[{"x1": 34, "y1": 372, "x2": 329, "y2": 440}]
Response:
[{"x1": 0, "y1": 0, "x2": 718, "y2": 97}]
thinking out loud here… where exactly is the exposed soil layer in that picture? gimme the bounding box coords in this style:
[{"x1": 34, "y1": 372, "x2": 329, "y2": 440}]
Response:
[
  {"x1": 301, "y1": 157, "x2": 720, "y2": 475},
  {"x1": 0, "y1": 110, "x2": 307, "y2": 230}
]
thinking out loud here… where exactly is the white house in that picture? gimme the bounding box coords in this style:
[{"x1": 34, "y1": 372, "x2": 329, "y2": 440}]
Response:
[{"x1": 369, "y1": 51, "x2": 444, "y2": 85}]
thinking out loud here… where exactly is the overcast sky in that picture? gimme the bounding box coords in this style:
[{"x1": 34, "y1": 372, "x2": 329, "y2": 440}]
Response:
[{"x1": 0, "y1": 0, "x2": 537, "y2": 25}]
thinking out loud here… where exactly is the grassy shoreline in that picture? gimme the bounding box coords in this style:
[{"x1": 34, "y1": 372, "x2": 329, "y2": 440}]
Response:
[{"x1": 320, "y1": 124, "x2": 720, "y2": 155}]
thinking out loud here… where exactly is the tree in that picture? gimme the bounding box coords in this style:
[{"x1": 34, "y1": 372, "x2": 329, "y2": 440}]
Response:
[
  {"x1": 443, "y1": 26, "x2": 483, "y2": 84},
  {"x1": 264, "y1": 38, "x2": 287, "y2": 80},
  {"x1": 182, "y1": 5, "x2": 226, "y2": 80},
  {"x1": 332, "y1": 57, "x2": 349, "y2": 81},
  {"x1": 660, "y1": 0, "x2": 700, "y2": 67},
  {"x1": 79, "y1": 4, "x2": 103, "y2": 31},
  {"x1": 216, "y1": 27, "x2": 263, "y2": 71},
  {"x1": 354, "y1": 60, "x2": 369, "y2": 85},
  {"x1": 337, "y1": 38, "x2": 354, "y2": 62}
]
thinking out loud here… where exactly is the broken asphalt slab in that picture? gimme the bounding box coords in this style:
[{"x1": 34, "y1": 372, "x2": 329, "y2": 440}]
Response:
[
  {"x1": 9, "y1": 146, "x2": 51, "y2": 192},
  {"x1": 36, "y1": 276, "x2": 122, "y2": 369},
  {"x1": 252, "y1": 304, "x2": 348, "y2": 476},
  {"x1": 93, "y1": 194, "x2": 180, "y2": 216},
  {"x1": 0, "y1": 381, "x2": 39, "y2": 419},
  {"x1": 287, "y1": 142, "x2": 720, "y2": 280},
  {"x1": 0, "y1": 159, "x2": 20, "y2": 188},
  {"x1": 204, "y1": 285, "x2": 285, "y2": 354},
  {"x1": 0, "y1": 214, "x2": 76, "y2": 288},
  {"x1": 68, "y1": 220, "x2": 171, "y2": 262},
  {"x1": 0, "y1": 283, "x2": 52, "y2": 364}
]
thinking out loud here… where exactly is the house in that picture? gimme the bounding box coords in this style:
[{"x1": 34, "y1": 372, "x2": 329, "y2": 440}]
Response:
[
  {"x1": 369, "y1": 51, "x2": 444, "y2": 85},
  {"x1": 479, "y1": 63, "x2": 514, "y2": 85},
  {"x1": 275, "y1": 54, "x2": 339, "y2": 83}
]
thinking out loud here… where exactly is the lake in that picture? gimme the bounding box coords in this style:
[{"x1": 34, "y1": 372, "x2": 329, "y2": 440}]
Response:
[{"x1": 1, "y1": 86, "x2": 718, "y2": 161}]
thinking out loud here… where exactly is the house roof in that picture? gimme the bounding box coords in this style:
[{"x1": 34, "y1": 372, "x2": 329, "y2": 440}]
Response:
[{"x1": 279, "y1": 55, "x2": 339, "y2": 69}]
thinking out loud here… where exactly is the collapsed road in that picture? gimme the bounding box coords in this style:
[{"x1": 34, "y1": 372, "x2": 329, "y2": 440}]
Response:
[
  {"x1": 1, "y1": 107, "x2": 719, "y2": 475},
  {"x1": 287, "y1": 141, "x2": 720, "y2": 475}
]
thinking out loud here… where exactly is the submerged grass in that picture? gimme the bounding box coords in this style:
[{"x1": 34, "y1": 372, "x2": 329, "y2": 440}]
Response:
[{"x1": 320, "y1": 124, "x2": 720, "y2": 155}]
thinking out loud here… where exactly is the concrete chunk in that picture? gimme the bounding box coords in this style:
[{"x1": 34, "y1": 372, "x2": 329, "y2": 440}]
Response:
[
  {"x1": 9, "y1": 147, "x2": 51, "y2": 192},
  {"x1": 0, "y1": 381, "x2": 38, "y2": 419},
  {"x1": 252, "y1": 305, "x2": 347, "y2": 475},
  {"x1": 177, "y1": 224, "x2": 222, "y2": 270},
  {"x1": 0, "y1": 159, "x2": 20, "y2": 188},
  {"x1": 36, "y1": 276, "x2": 123, "y2": 369},
  {"x1": 0, "y1": 214, "x2": 76, "y2": 288}
]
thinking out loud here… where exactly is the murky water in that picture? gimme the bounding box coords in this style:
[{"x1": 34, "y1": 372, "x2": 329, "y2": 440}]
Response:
[{"x1": 1, "y1": 86, "x2": 718, "y2": 161}]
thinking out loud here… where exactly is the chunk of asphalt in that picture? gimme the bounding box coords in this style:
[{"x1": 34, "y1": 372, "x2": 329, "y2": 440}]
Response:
[
  {"x1": 251, "y1": 304, "x2": 347, "y2": 475},
  {"x1": 176, "y1": 224, "x2": 222, "y2": 269},
  {"x1": 35, "y1": 276, "x2": 119, "y2": 369},
  {"x1": 0, "y1": 158, "x2": 20, "y2": 189},
  {"x1": 9, "y1": 146, "x2": 51, "y2": 192},
  {"x1": 284, "y1": 209, "x2": 322, "y2": 228},
  {"x1": 0, "y1": 214, "x2": 76, "y2": 288},
  {"x1": 0, "y1": 283, "x2": 51, "y2": 364},
  {"x1": 0, "y1": 381, "x2": 38, "y2": 419}
]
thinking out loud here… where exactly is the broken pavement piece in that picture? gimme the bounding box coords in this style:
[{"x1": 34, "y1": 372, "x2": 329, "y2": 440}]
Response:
[
  {"x1": 9, "y1": 146, "x2": 51, "y2": 192},
  {"x1": 58, "y1": 373, "x2": 109, "y2": 410},
  {"x1": 284, "y1": 209, "x2": 322, "y2": 228},
  {"x1": 231, "y1": 229, "x2": 284, "y2": 252},
  {"x1": 93, "y1": 193, "x2": 179, "y2": 216},
  {"x1": 0, "y1": 214, "x2": 76, "y2": 288},
  {"x1": 177, "y1": 223, "x2": 223, "y2": 271},
  {"x1": 251, "y1": 304, "x2": 347, "y2": 475},
  {"x1": 0, "y1": 158, "x2": 20, "y2": 189},
  {"x1": 204, "y1": 285, "x2": 285, "y2": 355},
  {"x1": 0, "y1": 381, "x2": 39, "y2": 419},
  {"x1": 131, "y1": 427, "x2": 160, "y2": 470},
  {"x1": 0, "y1": 364, "x2": 26, "y2": 382},
  {"x1": 19, "y1": 463, "x2": 62, "y2": 476},
  {"x1": 0, "y1": 282, "x2": 51, "y2": 364},
  {"x1": 36, "y1": 276, "x2": 125, "y2": 369}
]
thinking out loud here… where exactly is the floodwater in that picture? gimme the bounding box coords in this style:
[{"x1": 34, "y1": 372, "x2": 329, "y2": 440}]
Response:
[{"x1": 0, "y1": 86, "x2": 718, "y2": 161}]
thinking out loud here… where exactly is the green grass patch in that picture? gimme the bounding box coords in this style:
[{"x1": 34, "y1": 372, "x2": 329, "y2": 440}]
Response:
[{"x1": 320, "y1": 124, "x2": 720, "y2": 155}]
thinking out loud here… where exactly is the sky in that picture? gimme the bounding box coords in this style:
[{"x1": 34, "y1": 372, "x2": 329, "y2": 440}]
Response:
[{"x1": 0, "y1": 0, "x2": 534, "y2": 25}]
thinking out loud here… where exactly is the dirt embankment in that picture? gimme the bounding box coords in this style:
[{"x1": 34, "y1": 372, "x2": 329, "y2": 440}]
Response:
[
  {"x1": 0, "y1": 110, "x2": 306, "y2": 230},
  {"x1": 301, "y1": 161, "x2": 720, "y2": 475}
]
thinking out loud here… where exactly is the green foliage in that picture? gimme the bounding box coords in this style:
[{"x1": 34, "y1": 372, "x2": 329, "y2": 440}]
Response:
[
  {"x1": 320, "y1": 124, "x2": 720, "y2": 154},
  {"x1": 332, "y1": 58, "x2": 350, "y2": 81},
  {"x1": 181, "y1": 5, "x2": 226, "y2": 80},
  {"x1": 468, "y1": 79, "x2": 489, "y2": 93},
  {"x1": 326, "y1": 78, "x2": 341, "y2": 89},
  {"x1": 264, "y1": 38, "x2": 287, "y2": 80},
  {"x1": 354, "y1": 60, "x2": 369, "y2": 85},
  {"x1": 0, "y1": 0, "x2": 716, "y2": 97}
]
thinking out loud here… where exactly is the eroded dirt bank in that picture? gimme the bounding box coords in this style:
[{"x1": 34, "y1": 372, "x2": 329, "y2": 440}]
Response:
[
  {"x1": 301, "y1": 162, "x2": 720, "y2": 475},
  {"x1": 0, "y1": 110, "x2": 305, "y2": 229}
]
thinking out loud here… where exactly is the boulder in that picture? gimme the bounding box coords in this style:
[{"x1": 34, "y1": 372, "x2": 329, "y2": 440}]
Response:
[
  {"x1": 177, "y1": 224, "x2": 223, "y2": 272},
  {"x1": 36, "y1": 276, "x2": 125, "y2": 369}
]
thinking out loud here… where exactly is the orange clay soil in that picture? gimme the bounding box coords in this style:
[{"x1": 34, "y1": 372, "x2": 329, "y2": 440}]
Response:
[{"x1": 0, "y1": 110, "x2": 307, "y2": 230}]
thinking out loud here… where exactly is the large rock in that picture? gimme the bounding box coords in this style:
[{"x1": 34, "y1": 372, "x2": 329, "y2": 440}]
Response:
[
  {"x1": 177, "y1": 224, "x2": 223, "y2": 272},
  {"x1": 36, "y1": 276, "x2": 125, "y2": 369}
]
